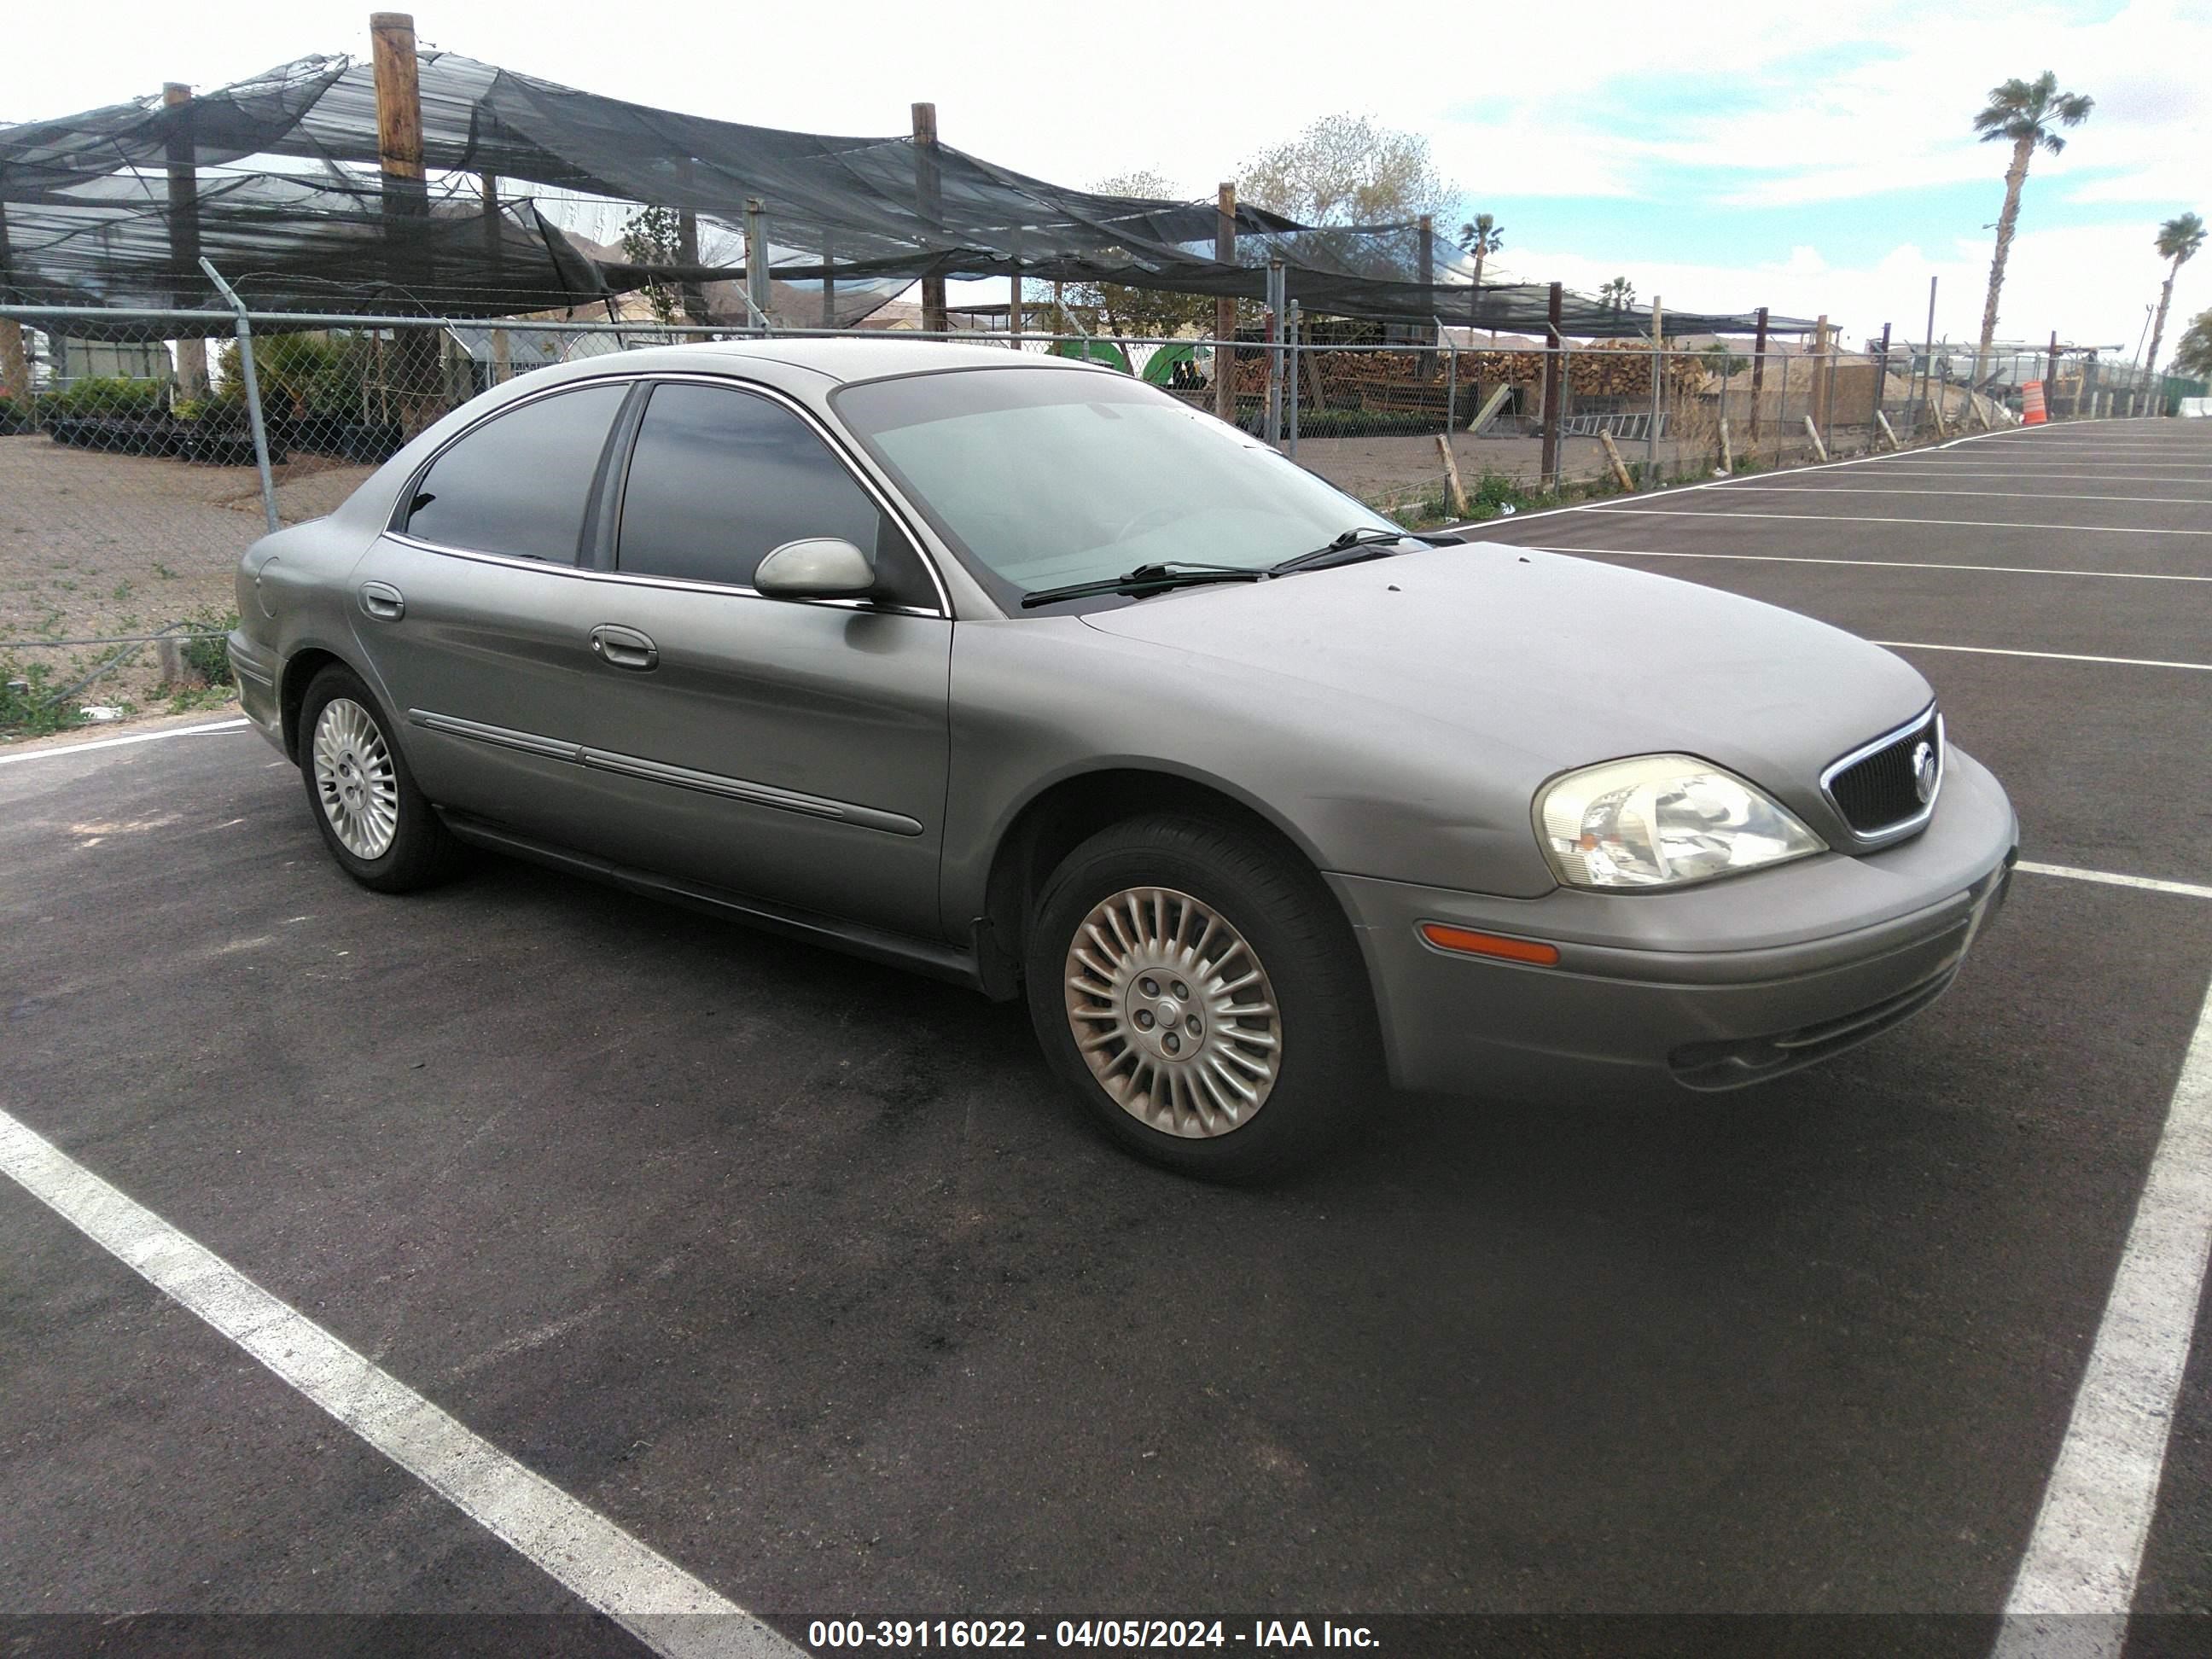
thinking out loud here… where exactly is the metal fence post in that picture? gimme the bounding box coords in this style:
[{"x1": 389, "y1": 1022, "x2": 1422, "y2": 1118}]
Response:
[
  {"x1": 1749, "y1": 306, "x2": 1769, "y2": 456},
  {"x1": 1540, "y1": 282, "x2": 1563, "y2": 490},
  {"x1": 1286, "y1": 300, "x2": 1301, "y2": 461},
  {"x1": 1439, "y1": 316, "x2": 1456, "y2": 445},
  {"x1": 196, "y1": 258, "x2": 278, "y2": 535},
  {"x1": 1646, "y1": 296, "x2": 1662, "y2": 486},
  {"x1": 1264, "y1": 259, "x2": 1284, "y2": 449}
]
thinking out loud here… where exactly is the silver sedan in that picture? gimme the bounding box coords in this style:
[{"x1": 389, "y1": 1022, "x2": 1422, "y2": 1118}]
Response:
[{"x1": 230, "y1": 341, "x2": 2017, "y2": 1179}]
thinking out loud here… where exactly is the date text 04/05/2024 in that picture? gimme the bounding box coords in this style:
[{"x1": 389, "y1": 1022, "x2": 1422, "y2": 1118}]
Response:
[{"x1": 804, "y1": 1619, "x2": 1380, "y2": 1650}]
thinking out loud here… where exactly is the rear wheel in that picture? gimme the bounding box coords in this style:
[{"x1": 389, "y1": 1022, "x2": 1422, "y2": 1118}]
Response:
[
  {"x1": 297, "y1": 664, "x2": 460, "y2": 893},
  {"x1": 1025, "y1": 813, "x2": 1375, "y2": 1179}
]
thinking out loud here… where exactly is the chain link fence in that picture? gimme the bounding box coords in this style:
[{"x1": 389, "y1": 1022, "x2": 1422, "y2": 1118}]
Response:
[{"x1": 0, "y1": 303, "x2": 2169, "y2": 735}]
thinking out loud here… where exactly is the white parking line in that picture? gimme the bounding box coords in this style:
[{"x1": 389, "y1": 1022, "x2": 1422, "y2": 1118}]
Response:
[
  {"x1": 2018, "y1": 864, "x2": 2212, "y2": 901},
  {"x1": 1525, "y1": 546, "x2": 2212, "y2": 584},
  {"x1": 1873, "y1": 642, "x2": 2212, "y2": 672},
  {"x1": 0, "y1": 1108, "x2": 799, "y2": 1659},
  {"x1": 0, "y1": 718, "x2": 251, "y2": 766},
  {"x1": 1720, "y1": 486, "x2": 2212, "y2": 506},
  {"x1": 1836, "y1": 470, "x2": 2212, "y2": 482},
  {"x1": 1994, "y1": 970, "x2": 2212, "y2": 1657},
  {"x1": 1582, "y1": 507, "x2": 2212, "y2": 537}
]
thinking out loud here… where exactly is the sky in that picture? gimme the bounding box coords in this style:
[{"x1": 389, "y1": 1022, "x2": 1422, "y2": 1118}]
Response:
[{"x1": 6, "y1": 0, "x2": 2207, "y2": 358}]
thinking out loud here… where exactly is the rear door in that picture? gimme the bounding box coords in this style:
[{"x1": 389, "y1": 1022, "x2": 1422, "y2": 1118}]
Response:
[{"x1": 348, "y1": 379, "x2": 634, "y2": 847}]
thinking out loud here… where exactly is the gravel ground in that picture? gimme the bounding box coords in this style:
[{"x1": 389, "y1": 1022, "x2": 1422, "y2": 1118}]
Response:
[{"x1": 0, "y1": 437, "x2": 370, "y2": 716}]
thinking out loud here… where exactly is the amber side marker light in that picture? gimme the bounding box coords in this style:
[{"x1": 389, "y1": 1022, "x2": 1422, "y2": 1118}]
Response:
[{"x1": 1417, "y1": 923, "x2": 1562, "y2": 966}]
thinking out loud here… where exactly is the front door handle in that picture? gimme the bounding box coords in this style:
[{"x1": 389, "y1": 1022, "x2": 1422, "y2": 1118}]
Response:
[
  {"x1": 590, "y1": 624, "x2": 659, "y2": 672},
  {"x1": 358, "y1": 581, "x2": 405, "y2": 621}
]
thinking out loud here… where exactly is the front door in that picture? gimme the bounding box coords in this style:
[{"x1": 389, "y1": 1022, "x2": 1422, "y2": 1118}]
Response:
[{"x1": 555, "y1": 377, "x2": 953, "y2": 943}]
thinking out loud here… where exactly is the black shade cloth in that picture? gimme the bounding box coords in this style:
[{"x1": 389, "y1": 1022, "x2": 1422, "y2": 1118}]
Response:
[{"x1": 0, "y1": 50, "x2": 1813, "y2": 336}]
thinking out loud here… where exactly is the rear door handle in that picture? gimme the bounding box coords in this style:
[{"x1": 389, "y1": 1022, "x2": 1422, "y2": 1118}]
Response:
[
  {"x1": 590, "y1": 624, "x2": 659, "y2": 672},
  {"x1": 358, "y1": 581, "x2": 405, "y2": 621}
]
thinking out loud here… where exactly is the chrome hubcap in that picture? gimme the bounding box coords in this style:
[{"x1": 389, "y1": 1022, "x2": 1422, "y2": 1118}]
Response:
[
  {"x1": 1063, "y1": 887, "x2": 1282, "y2": 1138},
  {"x1": 311, "y1": 697, "x2": 399, "y2": 860}
]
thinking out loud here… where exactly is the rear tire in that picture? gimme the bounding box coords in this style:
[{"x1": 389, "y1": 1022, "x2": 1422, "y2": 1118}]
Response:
[
  {"x1": 1024, "y1": 813, "x2": 1376, "y2": 1180},
  {"x1": 297, "y1": 664, "x2": 460, "y2": 894}
]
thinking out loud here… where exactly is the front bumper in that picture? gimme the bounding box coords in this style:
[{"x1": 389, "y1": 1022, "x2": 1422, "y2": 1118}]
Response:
[{"x1": 1330, "y1": 748, "x2": 2019, "y2": 1098}]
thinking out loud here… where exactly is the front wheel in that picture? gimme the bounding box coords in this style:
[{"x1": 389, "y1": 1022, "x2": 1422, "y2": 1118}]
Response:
[
  {"x1": 1024, "y1": 814, "x2": 1377, "y2": 1180},
  {"x1": 297, "y1": 664, "x2": 460, "y2": 893}
]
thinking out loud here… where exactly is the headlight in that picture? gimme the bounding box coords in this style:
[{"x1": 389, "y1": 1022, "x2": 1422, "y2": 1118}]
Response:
[{"x1": 1537, "y1": 754, "x2": 1825, "y2": 889}]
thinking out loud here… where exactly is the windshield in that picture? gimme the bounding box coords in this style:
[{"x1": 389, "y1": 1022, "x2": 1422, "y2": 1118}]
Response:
[{"x1": 832, "y1": 367, "x2": 1400, "y2": 613}]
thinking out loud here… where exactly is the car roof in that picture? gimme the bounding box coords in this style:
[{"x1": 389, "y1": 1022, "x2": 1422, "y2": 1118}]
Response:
[{"x1": 583, "y1": 335, "x2": 1117, "y2": 387}]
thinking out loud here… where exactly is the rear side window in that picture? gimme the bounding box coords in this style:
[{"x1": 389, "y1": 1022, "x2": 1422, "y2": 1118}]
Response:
[
  {"x1": 615, "y1": 382, "x2": 934, "y2": 606},
  {"x1": 403, "y1": 384, "x2": 627, "y2": 562}
]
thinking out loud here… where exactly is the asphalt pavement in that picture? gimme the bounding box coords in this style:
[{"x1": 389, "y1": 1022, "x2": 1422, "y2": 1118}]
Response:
[{"x1": 3, "y1": 418, "x2": 2209, "y2": 1656}]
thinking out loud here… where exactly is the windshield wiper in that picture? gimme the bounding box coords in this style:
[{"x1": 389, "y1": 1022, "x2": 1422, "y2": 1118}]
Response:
[
  {"x1": 1269, "y1": 527, "x2": 1465, "y2": 577},
  {"x1": 1018, "y1": 562, "x2": 1267, "y2": 609}
]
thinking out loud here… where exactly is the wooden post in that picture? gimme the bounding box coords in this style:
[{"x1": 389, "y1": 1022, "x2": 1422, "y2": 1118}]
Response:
[
  {"x1": 1877, "y1": 410, "x2": 1901, "y2": 450},
  {"x1": 1539, "y1": 282, "x2": 1563, "y2": 488},
  {"x1": 371, "y1": 13, "x2": 434, "y2": 432},
  {"x1": 1417, "y1": 214, "x2": 1436, "y2": 377},
  {"x1": 163, "y1": 83, "x2": 209, "y2": 398},
  {"x1": 1809, "y1": 314, "x2": 1829, "y2": 452},
  {"x1": 1598, "y1": 430, "x2": 1635, "y2": 492},
  {"x1": 1646, "y1": 294, "x2": 1662, "y2": 482},
  {"x1": 743, "y1": 198, "x2": 772, "y2": 328},
  {"x1": 1435, "y1": 433, "x2": 1469, "y2": 516},
  {"x1": 1749, "y1": 306, "x2": 1769, "y2": 455},
  {"x1": 821, "y1": 234, "x2": 836, "y2": 329},
  {"x1": 2046, "y1": 330, "x2": 2061, "y2": 416},
  {"x1": 1802, "y1": 414, "x2": 1829, "y2": 463},
  {"x1": 1214, "y1": 183, "x2": 1236, "y2": 422},
  {"x1": 676, "y1": 211, "x2": 708, "y2": 328},
  {"x1": 911, "y1": 102, "x2": 946, "y2": 335},
  {"x1": 1718, "y1": 418, "x2": 1733, "y2": 473},
  {"x1": 1433, "y1": 435, "x2": 1469, "y2": 520},
  {"x1": 370, "y1": 14, "x2": 426, "y2": 195},
  {"x1": 489, "y1": 327, "x2": 511, "y2": 385}
]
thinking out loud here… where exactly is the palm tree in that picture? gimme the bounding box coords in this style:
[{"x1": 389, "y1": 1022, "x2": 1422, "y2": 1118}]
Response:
[
  {"x1": 1599, "y1": 276, "x2": 1636, "y2": 313},
  {"x1": 1458, "y1": 212, "x2": 1504, "y2": 335},
  {"x1": 1972, "y1": 71, "x2": 2094, "y2": 353},
  {"x1": 2144, "y1": 212, "x2": 2206, "y2": 384}
]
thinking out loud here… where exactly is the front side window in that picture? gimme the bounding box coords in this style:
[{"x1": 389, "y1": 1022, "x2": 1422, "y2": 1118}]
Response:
[
  {"x1": 833, "y1": 367, "x2": 1399, "y2": 613},
  {"x1": 615, "y1": 382, "x2": 932, "y2": 606},
  {"x1": 402, "y1": 383, "x2": 628, "y2": 561}
]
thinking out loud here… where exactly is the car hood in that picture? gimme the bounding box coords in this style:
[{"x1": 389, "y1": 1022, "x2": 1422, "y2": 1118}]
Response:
[{"x1": 1074, "y1": 543, "x2": 1933, "y2": 826}]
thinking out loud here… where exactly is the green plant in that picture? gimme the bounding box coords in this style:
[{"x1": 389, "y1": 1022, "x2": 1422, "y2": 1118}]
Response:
[
  {"x1": 42, "y1": 375, "x2": 166, "y2": 418},
  {"x1": 0, "y1": 660, "x2": 87, "y2": 737},
  {"x1": 178, "y1": 607, "x2": 238, "y2": 686}
]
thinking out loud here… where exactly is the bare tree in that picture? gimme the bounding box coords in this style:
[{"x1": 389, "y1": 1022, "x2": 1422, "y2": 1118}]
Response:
[{"x1": 1972, "y1": 72, "x2": 2094, "y2": 353}]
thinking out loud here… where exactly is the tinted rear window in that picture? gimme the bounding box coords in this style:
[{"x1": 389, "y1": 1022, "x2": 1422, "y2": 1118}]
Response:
[{"x1": 404, "y1": 384, "x2": 627, "y2": 562}]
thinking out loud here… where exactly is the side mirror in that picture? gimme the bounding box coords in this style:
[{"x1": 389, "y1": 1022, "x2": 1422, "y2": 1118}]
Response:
[{"x1": 753, "y1": 538, "x2": 878, "y2": 600}]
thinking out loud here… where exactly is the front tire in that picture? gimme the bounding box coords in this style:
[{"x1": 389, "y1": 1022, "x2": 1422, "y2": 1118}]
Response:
[
  {"x1": 1024, "y1": 813, "x2": 1376, "y2": 1180},
  {"x1": 297, "y1": 664, "x2": 459, "y2": 893}
]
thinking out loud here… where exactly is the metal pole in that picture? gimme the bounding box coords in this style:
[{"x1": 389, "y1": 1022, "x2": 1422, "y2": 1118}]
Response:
[
  {"x1": 1646, "y1": 295, "x2": 1662, "y2": 485},
  {"x1": 1273, "y1": 256, "x2": 1291, "y2": 449},
  {"x1": 1440, "y1": 315, "x2": 1456, "y2": 443},
  {"x1": 1876, "y1": 322, "x2": 1892, "y2": 433},
  {"x1": 1214, "y1": 183, "x2": 1237, "y2": 424},
  {"x1": 1540, "y1": 282, "x2": 1563, "y2": 489},
  {"x1": 198, "y1": 259, "x2": 278, "y2": 535},
  {"x1": 1921, "y1": 276, "x2": 1939, "y2": 431},
  {"x1": 1749, "y1": 306, "x2": 1769, "y2": 454},
  {"x1": 1286, "y1": 300, "x2": 1301, "y2": 461}
]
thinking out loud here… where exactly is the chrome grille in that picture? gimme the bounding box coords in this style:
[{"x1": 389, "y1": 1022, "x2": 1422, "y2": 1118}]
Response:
[{"x1": 1824, "y1": 709, "x2": 1942, "y2": 840}]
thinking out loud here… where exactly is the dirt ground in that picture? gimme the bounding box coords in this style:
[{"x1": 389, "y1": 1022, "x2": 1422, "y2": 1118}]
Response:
[
  {"x1": 0, "y1": 437, "x2": 371, "y2": 716},
  {"x1": 1296, "y1": 425, "x2": 1838, "y2": 508}
]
